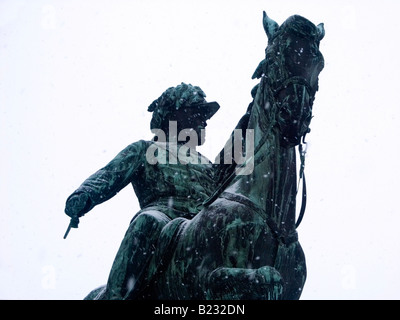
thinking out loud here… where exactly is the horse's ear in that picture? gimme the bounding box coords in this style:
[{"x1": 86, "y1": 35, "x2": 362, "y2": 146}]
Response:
[
  {"x1": 317, "y1": 23, "x2": 325, "y2": 41},
  {"x1": 263, "y1": 11, "x2": 279, "y2": 40}
]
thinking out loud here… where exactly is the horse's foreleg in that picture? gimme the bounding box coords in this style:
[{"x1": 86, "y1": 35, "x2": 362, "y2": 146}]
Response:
[{"x1": 206, "y1": 266, "x2": 283, "y2": 300}]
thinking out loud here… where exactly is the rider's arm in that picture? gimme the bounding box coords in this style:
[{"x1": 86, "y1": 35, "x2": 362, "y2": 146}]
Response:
[{"x1": 65, "y1": 140, "x2": 147, "y2": 217}]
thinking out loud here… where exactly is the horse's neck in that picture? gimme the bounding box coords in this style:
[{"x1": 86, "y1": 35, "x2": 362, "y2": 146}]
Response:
[{"x1": 226, "y1": 81, "x2": 298, "y2": 230}]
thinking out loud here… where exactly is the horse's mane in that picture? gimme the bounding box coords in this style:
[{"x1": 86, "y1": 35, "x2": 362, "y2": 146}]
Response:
[{"x1": 213, "y1": 83, "x2": 258, "y2": 186}]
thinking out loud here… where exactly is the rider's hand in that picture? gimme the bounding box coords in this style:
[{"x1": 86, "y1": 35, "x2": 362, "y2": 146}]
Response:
[{"x1": 65, "y1": 192, "x2": 89, "y2": 218}]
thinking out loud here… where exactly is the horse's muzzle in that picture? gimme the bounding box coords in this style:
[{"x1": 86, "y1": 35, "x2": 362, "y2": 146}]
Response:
[{"x1": 276, "y1": 82, "x2": 313, "y2": 147}]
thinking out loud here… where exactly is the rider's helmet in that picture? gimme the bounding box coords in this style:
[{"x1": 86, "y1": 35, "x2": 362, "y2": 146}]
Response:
[{"x1": 147, "y1": 82, "x2": 220, "y2": 130}]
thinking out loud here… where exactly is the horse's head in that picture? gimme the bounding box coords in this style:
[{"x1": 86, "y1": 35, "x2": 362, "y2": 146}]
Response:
[{"x1": 253, "y1": 12, "x2": 325, "y2": 147}]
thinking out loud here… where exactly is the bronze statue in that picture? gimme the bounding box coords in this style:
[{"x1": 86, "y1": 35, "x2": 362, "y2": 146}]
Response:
[{"x1": 65, "y1": 12, "x2": 325, "y2": 300}]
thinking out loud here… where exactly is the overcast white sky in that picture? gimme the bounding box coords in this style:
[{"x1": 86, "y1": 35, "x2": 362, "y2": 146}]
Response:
[{"x1": 1, "y1": 0, "x2": 400, "y2": 300}]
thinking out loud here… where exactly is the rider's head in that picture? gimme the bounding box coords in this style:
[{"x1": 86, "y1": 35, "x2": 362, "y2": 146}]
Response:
[{"x1": 147, "y1": 83, "x2": 220, "y2": 145}]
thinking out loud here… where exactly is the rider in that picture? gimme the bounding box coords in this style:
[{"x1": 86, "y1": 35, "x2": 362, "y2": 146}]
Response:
[{"x1": 64, "y1": 83, "x2": 220, "y2": 299}]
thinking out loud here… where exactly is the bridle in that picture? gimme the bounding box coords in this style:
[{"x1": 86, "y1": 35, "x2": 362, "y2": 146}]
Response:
[{"x1": 253, "y1": 73, "x2": 314, "y2": 229}]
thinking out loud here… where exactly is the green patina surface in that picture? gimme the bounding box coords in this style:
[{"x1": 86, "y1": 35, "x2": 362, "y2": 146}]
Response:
[{"x1": 65, "y1": 11, "x2": 324, "y2": 300}]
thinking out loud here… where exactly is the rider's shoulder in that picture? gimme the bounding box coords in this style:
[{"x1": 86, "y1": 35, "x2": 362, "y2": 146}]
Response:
[
  {"x1": 119, "y1": 140, "x2": 152, "y2": 157},
  {"x1": 124, "y1": 139, "x2": 152, "y2": 149}
]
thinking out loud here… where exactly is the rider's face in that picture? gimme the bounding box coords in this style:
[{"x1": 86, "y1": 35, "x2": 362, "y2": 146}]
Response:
[{"x1": 172, "y1": 107, "x2": 208, "y2": 146}]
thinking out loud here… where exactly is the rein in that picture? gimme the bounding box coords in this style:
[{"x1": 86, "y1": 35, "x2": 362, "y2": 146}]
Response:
[{"x1": 295, "y1": 136, "x2": 307, "y2": 228}]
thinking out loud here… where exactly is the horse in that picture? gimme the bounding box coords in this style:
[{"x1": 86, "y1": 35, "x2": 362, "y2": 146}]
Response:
[{"x1": 87, "y1": 12, "x2": 325, "y2": 300}]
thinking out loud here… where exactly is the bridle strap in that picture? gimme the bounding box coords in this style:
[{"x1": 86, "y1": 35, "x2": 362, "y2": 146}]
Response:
[{"x1": 272, "y1": 76, "x2": 315, "y2": 98}]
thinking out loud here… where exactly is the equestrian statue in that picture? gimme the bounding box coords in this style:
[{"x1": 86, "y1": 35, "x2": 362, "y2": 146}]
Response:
[{"x1": 64, "y1": 12, "x2": 325, "y2": 300}]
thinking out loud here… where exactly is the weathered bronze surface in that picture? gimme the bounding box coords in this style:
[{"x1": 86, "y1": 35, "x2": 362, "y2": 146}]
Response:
[{"x1": 65, "y1": 12, "x2": 324, "y2": 300}]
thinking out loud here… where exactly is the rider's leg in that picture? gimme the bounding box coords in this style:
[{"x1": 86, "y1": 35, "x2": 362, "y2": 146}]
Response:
[{"x1": 96, "y1": 210, "x2": 170, "y2": 300}]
